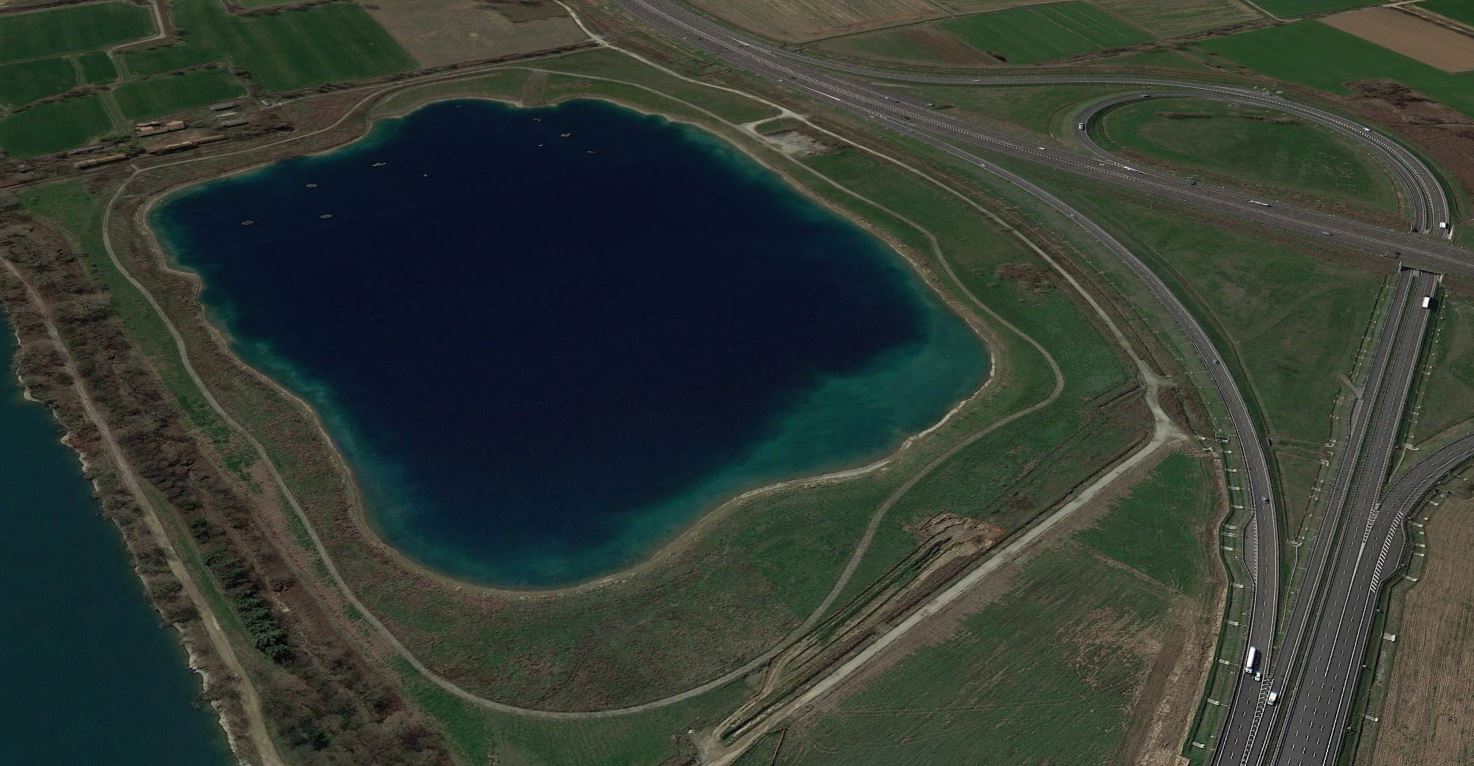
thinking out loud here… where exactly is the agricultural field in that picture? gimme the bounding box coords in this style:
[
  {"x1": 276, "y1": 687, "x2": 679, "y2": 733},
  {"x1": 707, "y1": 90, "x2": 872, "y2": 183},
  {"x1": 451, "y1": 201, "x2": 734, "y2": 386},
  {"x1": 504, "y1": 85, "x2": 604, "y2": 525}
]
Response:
[
  {"x1": 1094, "y1": 97, "x2": 1403, "y2": 217},
  {"x1": 0, "y1": 94, "x2": 113, "y2": 158},
  {"x1": 685, "y1": 0, "x2": 942, "y2": 42},
  {"x1": 76, "y1": 51, "x2": 117, "y2": 84},
  {"x1": 111, "y1": 67, "x2": 247, "y2": 121},
  {"x1": 1197, "y1": 21, "x2": 1474, "y2": 117},
  {"x1": 1368, "y1": 494, "x2": 1474, "y2": 766},
  {"x1": 120, "y1": 41, "x2": 224, "y2": 78},
  {"x1": 168, "y1": 0, "x2": 416, "y2": 91},
  {"x1": 1250, "y1": 0, "x2": 1380, "y2": 15},
  {"x1": 814, "y1": 25, "x2": 1003, "y2": 67},
  {"x1": 940, "y1": 2, "x2": 1152, "y2": 64},
  {"x1": 0, "y1": 58, "x2": 77, "y2": 108},
  {"x1": 0, "y1": 1, "x2": 154, "y2": 64},
  {"x1": 363, "y1": 0, "x2": 587, "y2": 68},
  {"x1": 1091, "y1": 0, "x2": 1259, "y2": 36},
  {"x1": 1322, "y1": 7, "x2": 1474, "y2": 72},
  {"x1": 773, "y1": 452, "x2": 1219, "y2": 765},
  {"x1": 1420, "y1": 0, "x2": 1474, "y2": 26}
]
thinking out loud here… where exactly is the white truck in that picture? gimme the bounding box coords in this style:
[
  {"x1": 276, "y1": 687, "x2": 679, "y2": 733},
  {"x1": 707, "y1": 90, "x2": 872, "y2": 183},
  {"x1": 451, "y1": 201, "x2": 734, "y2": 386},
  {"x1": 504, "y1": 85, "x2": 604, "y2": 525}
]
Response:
[{"x1": 1244, "y1": 646, "x2": 1261, "y2": 677}]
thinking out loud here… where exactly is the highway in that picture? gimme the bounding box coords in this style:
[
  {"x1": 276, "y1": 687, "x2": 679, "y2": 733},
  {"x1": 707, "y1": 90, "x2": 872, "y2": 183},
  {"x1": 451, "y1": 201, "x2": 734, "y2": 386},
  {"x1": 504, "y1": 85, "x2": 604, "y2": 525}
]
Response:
[
  {"x1": 1265, "y1": 271, "x2": 1437, "y2": 766},
  {"x1": 604, "y1": 2, "x2": 1474, "y2": 763}
]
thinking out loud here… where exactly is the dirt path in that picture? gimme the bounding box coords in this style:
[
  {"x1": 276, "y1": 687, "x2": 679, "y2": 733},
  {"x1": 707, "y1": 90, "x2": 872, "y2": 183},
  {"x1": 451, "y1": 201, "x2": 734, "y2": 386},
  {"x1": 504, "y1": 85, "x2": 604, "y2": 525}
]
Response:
[{"x1": 0, "y1": 256, "x2": 285, "y2": 766}]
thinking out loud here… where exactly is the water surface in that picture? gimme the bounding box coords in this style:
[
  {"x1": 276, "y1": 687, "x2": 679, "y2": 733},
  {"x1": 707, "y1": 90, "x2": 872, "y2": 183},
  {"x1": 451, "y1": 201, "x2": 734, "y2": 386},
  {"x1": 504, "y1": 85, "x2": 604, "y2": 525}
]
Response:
[
  {"x1": 0, "y1": 322, "x2": 232, "y2": 763},
  {"x1": 155, "y1": 99, "x2": 988, "y2": 586}
]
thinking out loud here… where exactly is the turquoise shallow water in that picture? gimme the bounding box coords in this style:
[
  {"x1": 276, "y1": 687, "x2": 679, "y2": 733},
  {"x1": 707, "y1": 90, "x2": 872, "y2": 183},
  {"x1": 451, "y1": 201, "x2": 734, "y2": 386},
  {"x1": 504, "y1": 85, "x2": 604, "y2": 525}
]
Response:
[
  {"x1": 155, "y1": 99, "x2": 989, "y2": 587},
  {"x1": 0, "y1": 321, "x2": 232, "y2": 763}
]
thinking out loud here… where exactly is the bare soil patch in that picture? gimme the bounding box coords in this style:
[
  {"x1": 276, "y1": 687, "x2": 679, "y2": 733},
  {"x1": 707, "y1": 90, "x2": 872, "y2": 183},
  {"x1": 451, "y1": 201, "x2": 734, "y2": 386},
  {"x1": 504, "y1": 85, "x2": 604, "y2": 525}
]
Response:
[
  {"x1": 684, "y1": 0, "x2": 943, "y2": 43},
  {"x1": 364, "y1": 0, "x2": 586, "y2": 67},
  {"x1": 1370, "y1": 495, "x2": 1474, "y2": 766},
  {"x1": 1323, "y1": 7, "x2": 1474, "y2": 73},
  {"x1": 1342, "y1": 80, "x2": 1474, "y2": 203}
]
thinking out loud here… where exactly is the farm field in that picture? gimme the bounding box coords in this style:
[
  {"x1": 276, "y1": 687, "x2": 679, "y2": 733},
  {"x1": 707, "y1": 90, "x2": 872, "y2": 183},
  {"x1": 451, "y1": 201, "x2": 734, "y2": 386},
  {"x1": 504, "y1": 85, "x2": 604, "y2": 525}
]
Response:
[
  {"x1": 112, "y1": 67, "x2": 247, "y2": 121},
  {"x1": 1197, "y1": 21, "x2": 1474, "y2": 117},
  {"x1": 168, "y1": 0, "x2": 416, "y2": 91},
  {"x1": 1368, "y1": 495, "x2": 1474, "y2": 766},
  {"x1": 76, "y1": 51, "x2": 117, "y2": 84},
  {"x1": 940, "y1": 2, "x2": 1152, "y2": 64},
  {"x1": 1092, "y1": 0, "x2": 1260, "y2": 37},
  {"x1": 1420, "y1": 0, "x2": 1474, "y2": 26},
  {"x1": 1095, "y1": 97, "x2": 1403, "y2": 217},
  {"x1": 0, "y1": 1, "x2": 154, "y2": 64},
  {"x1": 1251, "y1": 0, "x2": 1380, "y2": 15},
  {"x1": 1321, "y1": 7, "x2": 1474, "y2": 72},
  {"x1": 0, "y1": 58, "x2": 77, "y2": 108},
  {"x1": 364, "y1": 0, "x2": 587, "y2": 68},
  {"x1": 685, "y1": 0, "x2": 941, "y2": 42},
  {"x1": 814, "y1": 25, "x2": 1002, "y2": 67},
  {"x1": 774, "y1": 452, "x2": 1219, "y2": 765},
  {"x1": 0, "y1": 95, "x2": 113, "y2": 158},
  {"x1": 120, "y1": 41, "x2": 223, "y2": 77}
]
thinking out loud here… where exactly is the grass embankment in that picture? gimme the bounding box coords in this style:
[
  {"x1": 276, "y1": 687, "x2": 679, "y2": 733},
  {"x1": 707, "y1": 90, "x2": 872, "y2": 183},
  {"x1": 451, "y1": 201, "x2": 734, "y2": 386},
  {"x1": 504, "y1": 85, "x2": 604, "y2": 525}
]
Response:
[
  {"x1": 774, "y1": 452, "x2": 1219, "y2": 765},
  {"x1": 1403, "y1": 293, "x2": 1474, "y2": 450},
  {"x1": 1095, "y1": 96, "x2": 1402, "y2": 220},
  {"x1": 1197, "y1": 21, "x2": 1474, "y2": 118},
  {"x1": 16, "y1": 47, "x2": 1162, "y2": 761},
  {"x1": 940, "y1": 2, "x2": 1152, "y2": 64}
]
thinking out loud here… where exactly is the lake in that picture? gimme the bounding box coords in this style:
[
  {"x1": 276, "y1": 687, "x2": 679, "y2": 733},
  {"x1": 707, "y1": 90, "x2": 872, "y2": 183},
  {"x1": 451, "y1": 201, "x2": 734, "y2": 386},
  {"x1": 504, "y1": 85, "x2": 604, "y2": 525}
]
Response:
[
  {"x1": 154, "y1": 98, "x2": 988, "y2": 586},
  {"x1": 0, "y1": 319, "x2": 232, "y2": 763}
]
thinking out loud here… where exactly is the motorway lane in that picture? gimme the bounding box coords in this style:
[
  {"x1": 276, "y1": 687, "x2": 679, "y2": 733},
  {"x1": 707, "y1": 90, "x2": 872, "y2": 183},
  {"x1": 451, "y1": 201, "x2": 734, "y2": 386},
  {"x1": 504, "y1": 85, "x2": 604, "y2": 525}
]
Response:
[{"x1": 1267, "y1": 271, "x2": 1437, "y2": 766}]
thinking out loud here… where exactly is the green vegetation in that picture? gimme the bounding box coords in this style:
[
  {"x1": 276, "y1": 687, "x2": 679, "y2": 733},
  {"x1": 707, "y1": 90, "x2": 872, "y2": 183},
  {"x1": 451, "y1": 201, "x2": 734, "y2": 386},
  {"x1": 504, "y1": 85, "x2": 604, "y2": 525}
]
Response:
[
  {"x1": 121, "y1": 42, "x2": 223, "y2": 77},
  {"x1": 1410, "y1": 293, "x2": 1474, "y2": 442},
  {"x1": 1251, "y1": 0, "x2": 1380, "y2": 15},
  {"x1": 77, "y1": 51, "x2": 118, "y2": 84},
  {"x1": 112, "y1": 67, "x2": 246, "y2": 120},
  {"x1": 0, "y1": 58, "x2": 77, "y2": 108},
  {"x1": 1420, "y1": 0, "x2": 1474, "y2": 25},
  {"x1": 917, "y1": 83, "x2": 1125, "y2": 136},
  {"x1": 1081, "y1": 452, "x2": 1215, "y2": 593},
  {"x1": 170, "y1": 0, "x2": 415, "y2": 91},
  {"x1": 778, "y1": 453, "x2": 1216, "y2": 764},
  {"x1": 1096, "y1": 97, "x2": 1401, "y2": 216},
  {"x1": 941, "y1": 2, "x2": 1151, "y2": 64},
  {"x1": 0, "y1": 95, "x2": 113, "y2": 158},
  {"x1": 1197, "y1": 21, "x2": 1474, "y2": 118},
  {"x1": 0, "y1": 1, "x2": 154, "y2": 64}
]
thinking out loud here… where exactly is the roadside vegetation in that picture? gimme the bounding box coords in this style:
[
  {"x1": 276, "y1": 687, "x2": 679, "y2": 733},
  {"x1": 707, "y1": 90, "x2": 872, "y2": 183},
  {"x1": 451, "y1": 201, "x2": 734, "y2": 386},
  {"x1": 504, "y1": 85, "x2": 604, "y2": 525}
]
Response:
[
  {"x1": 1093, "y1": 96, "x2": 1403, "y2": 220},
  {"x1": 773, "y1": 452, "x2": 1219, "y2": 765}
]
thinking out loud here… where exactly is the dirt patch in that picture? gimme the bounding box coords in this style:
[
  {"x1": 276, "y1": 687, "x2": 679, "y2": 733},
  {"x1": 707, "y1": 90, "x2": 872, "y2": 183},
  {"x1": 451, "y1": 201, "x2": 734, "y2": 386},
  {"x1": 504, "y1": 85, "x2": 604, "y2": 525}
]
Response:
[
  {"x1": 364, "y1": 0, "x2": 587, "y2": 67},
  {"x1": 1323, "y1": 7, "x2": 1474, "y2": 73},
  {"x1": 1370, "y1": 495, "x2": 1474, "y2": 766},
  {"x1": 997, "y1": 261, "x2": 1055, "y2": 294}
]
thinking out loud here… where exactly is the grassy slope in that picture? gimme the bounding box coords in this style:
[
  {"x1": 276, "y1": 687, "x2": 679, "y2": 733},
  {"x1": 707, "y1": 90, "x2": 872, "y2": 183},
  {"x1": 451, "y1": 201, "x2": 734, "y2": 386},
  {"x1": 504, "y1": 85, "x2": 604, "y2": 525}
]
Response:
[
  {"x1": 1197, "y1": 21, "x2": 1474, "y2": 118},
  {"x1": 1408, "y1": 293, "x2": 1474, "y2": 444},
  {"x1": 778, "y1": 451, "x2": 1216, "y2": 765},
  {"x1": 941, "y1": 2, "x2": 1151, "y2": 64},
  {"x1": 1097, "y1": 97, "x2": 1401, "y2": 217},
  {"x1": 0, "y1": 1, "x2": 154, "y2": 64}
]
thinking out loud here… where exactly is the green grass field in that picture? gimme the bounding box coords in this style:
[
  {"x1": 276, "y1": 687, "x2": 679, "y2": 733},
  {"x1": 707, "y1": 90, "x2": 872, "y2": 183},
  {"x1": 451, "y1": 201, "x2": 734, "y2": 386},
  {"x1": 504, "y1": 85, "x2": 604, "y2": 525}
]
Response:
[
  {"x1": 170, "y1": 0, "x2": 416, "y2": 91},
  {"x1": 112, "y1": 67, "x2": 247, "y2": 120},
  {"x1": 1251, "y1": 0, "x2": 1380, "y2": 15},
  {"x1": 1097, "y1": 97, "x2": 1401, "y2": 216},
  {"x1": 121, "y1": 42, "x2": 223, "y2": 78},
  {"x1": 1419, "y1": 0, "x2": 1474, "y2": 25},
  {"x1": 777, "y1": 452, "x2": 1215, "y2": 765},
  {"x1": 0, "y1": 1, "x2": 155, "y2": 64},
  {"x1": 0, "y1": 95, "x2": 113, "y2": 158},
  {"x1": 941, "y1": 2, "x2": 1152, "y2": 64},
  {"x1": 1410, "y1": 294, "x2": 1474, "y2": 441},
  {"x1": 77, "y1": 51, "x2": 118, "y2": 84},
  {"x1": 0, "y1": 58, "x2": 77, "y2": 108},
  {"x1": 1198, "y1": 21, "x2": 1474, "y2": 118}
]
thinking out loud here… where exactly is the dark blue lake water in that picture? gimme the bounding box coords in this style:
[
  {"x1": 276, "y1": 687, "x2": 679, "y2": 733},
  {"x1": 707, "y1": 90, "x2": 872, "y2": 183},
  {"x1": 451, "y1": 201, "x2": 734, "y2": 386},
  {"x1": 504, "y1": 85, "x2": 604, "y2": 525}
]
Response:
[
  {"x1": 154, "y1": 99, "x2": 987, "y2": 586},
  {"x1": 0, "y1": 322, "x2": 232, "y2": 763}
]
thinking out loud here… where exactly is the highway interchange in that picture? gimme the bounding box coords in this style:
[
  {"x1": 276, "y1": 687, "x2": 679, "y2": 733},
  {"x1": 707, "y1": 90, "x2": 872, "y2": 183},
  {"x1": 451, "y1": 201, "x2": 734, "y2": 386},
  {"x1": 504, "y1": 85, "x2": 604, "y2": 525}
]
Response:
[{"x1": 609, "y1": 1, "x2": 1474, "y2": 763}]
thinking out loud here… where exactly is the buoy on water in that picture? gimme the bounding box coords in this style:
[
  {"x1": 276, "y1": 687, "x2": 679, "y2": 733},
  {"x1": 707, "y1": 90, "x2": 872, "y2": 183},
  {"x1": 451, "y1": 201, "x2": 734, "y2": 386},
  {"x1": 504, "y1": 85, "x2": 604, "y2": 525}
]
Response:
[
  {"x1": 320, "y1": 213, "x2": 333, "y2": 220},
  {"x1": 306, "y1": 183, "x2": 318, "y2": 188},
  {"x1": 241, "y1": 220, "x2": 254, "y2": 226}
]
